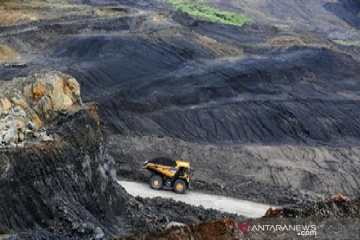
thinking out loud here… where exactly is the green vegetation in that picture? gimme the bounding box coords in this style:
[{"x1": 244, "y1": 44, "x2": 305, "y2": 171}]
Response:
[
  {"x1": 166, "y1": 0, "x2": 251, "y2": 26},
  {"x1": 333, "y1": 40, "x2": 360, "y2": 46},
  {"x1": 276, "y1": 24, "x2": 290, "y2": 31}
]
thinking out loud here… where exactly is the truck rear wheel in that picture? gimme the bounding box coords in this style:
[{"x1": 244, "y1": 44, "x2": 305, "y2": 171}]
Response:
[
  {"x1": 150, "y1": 175, "x2": 163, "y2": 190},
  {"x1": 173, "y1": 179, "x2": 187, "y2": 194}
]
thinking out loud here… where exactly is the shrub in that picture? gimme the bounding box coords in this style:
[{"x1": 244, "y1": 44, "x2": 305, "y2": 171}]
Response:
[{"x1": 167, "y1": 0, "x2": 251, "y2": 26}]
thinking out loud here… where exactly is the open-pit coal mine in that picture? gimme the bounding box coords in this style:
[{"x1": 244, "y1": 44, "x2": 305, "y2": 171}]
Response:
[{"x1": 0, "y1": 0, "x2": 359, "y2": 239}]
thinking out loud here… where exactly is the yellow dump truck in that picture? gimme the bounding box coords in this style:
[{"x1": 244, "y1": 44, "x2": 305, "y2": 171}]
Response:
[{"x1": 143, "y1": 157, "x2": 190, "y2": 194}]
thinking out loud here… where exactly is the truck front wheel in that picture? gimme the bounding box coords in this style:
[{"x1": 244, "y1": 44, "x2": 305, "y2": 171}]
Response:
[{"x1": 173, "y1": 179, "x2": 187, "y2": 194}]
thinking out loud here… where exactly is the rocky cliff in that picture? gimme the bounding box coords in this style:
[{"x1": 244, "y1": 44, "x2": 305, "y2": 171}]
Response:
[
  {"x1": 0, "y1": 71, "x2": 147, "y2": 239},
  {"x1": 0, "y1": 110, "x2": 144, "y2": 239}
]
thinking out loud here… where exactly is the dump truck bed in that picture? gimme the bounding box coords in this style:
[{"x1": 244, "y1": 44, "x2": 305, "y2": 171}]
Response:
[{"x1": 146, "y1": 157, "x2": 176, "y2": 167}]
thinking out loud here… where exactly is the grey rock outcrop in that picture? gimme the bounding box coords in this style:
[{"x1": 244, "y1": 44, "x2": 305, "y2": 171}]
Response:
[{"x1": 0, "y1": 71, "x2": 83, "y2": 148}]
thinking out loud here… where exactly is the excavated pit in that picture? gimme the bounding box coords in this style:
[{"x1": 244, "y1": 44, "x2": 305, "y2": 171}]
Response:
[{"x1": 0, "y1": 0, "x2": 359, "y2": 239}]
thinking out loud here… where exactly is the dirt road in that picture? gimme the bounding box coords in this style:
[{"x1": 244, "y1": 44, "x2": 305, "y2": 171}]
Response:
[{"x1": 118, "y1": 180, "x2": 274, "y2": 218}]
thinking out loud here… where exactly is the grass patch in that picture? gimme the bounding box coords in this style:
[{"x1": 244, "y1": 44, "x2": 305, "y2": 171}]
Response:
[
  {"x1": 166, "y1": 0, "x2": 251, "y2": 26},
  {"x1": 333, "y1": 40, "x2": 360, "y2": 46}
]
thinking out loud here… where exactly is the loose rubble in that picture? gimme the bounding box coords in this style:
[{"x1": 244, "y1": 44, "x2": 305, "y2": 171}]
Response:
[{"x1": 121, "y1": 219, "x2": 237, "y2": 240}]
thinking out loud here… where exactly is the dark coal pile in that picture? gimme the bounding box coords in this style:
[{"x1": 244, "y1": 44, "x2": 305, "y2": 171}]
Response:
[
  {"x1": 135, "y1": 196, "x2": 242, "y2": 225},
  {"x1": 147, "y1": 157, "x2": 176, "y2": 167}
]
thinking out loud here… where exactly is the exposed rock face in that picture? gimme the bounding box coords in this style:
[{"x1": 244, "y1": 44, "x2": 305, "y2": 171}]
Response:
[
  {"x1": 0, "y1": 71, "x2": 82, "y2": 147},
  {"x1": 0, "y1": 108, "x2": 145, "y2": 239},
  {"x1": 0, "y1": 72, "x2": 144, "y2": 238}
]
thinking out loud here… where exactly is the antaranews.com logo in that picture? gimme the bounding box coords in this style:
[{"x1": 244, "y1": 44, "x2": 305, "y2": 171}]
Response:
[
  {"x1": 237, "y1": 218, "x2": 360, "y2": 239},
  {"x1": 238, "y1": 222, "x2": 317, "y2": 236}
]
